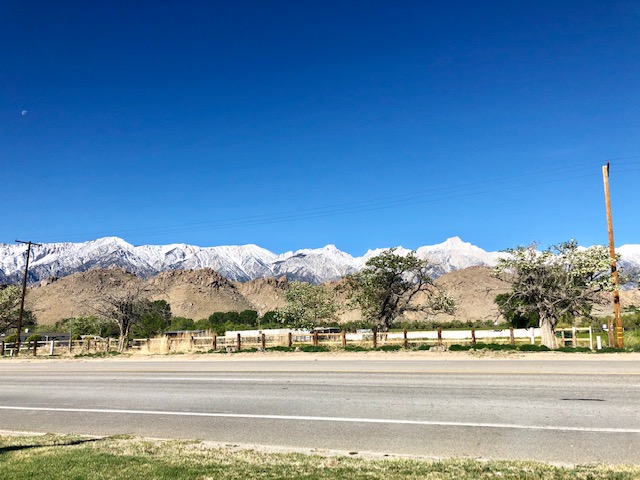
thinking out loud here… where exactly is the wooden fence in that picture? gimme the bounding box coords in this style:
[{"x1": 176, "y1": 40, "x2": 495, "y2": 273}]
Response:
[{"x1": 0, "y1": 326, "x2": 599, "y2": 357}]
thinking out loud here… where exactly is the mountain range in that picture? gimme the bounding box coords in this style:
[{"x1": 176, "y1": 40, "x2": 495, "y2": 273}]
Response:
[{"x1": 1, "y1": 236, "x2": 639, "y2": 285}]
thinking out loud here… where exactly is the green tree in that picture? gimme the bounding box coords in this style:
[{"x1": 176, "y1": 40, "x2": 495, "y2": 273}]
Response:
[
  {"x1": 238, "y1": 310, "x2": 259, "y2": 326},
  {"x1": 60, "y1": 316, "x2": 117, "y2": 337},
  {"x1": 276, "y1": 281, "x2": 338, "y2": 329},
  {"x1": 0, "y1": 285, "x2": 22, "y2": 334},
  {"x1": 132, "y1": 300, "x2": 172, "y2": 338},
  {"x1": 208, "y1": 312, "x2": 226, "y2": 326},
  {"x1": 343, "y1": 249, "x2": 455, "y2": 331},
  {"x1": 259, "y1": 310, "x2": 278, "y2": 325},
  {"x1": 169, "y1": 316, "x2": 196, "y2": 331},
  {"x1": 494, "y1": 241, "x2": 613, "y2": 349},
  {"x1": 495, "y1": 293, "x2": 539, "y2": 328}
]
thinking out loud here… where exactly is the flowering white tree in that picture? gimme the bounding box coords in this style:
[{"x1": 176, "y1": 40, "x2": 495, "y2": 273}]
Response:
[
  {"x1": 0, "y1": 285, "x2": 21, "y2": 334},
  {"x1": 495, "y1": 240, "x2": 614, "y2": 348},
  {"x1": 276, "y1": 281, "x2": 338, "y2": 329}
]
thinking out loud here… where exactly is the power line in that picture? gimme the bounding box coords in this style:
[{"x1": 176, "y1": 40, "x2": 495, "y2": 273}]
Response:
[{"x1": 22, "y1": 157, "x2": 638, "y2": 243}]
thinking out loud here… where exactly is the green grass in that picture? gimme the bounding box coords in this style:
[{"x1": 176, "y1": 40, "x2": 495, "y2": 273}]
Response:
[
  {"x1": 373, "y1": 345, "x2": 402, "y2": 352},
  {"x1": 342, "y1": 344, "x2": 369, "y2": 352},
  {"x1": 73, "y1": 351, "x2": 122, "y2": 358},
  {"x1": 232, "y1": 347, "x2": 259, "y2": 353},
  {"x1": 472, "y1": 342, "x2": 518, "y2": 351},
  {"x1": 624, "y1": 330, "x2": 640, "y2": 349},
  {"x1": 265, "y1": 346, "x2": 296, "y2": 352},
  {"x1": 298, "y1": 345, "x2": 330, "y2": 353},
  {"x1": 517, "y1": 344, "x2": 551, "y2": 352},
  {"x1": 0, "y1": 434, "x2": 639, "y2": 480},
  {"x1": 555, "y1": 346, "x2": 592, "y2": 353},
  {"x1": 448, "y1": 344, "x2": 472, "y2": 351}
]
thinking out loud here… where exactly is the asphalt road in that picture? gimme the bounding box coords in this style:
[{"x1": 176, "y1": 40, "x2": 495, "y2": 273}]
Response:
[{"x1": 1, "y1": 354, "x2": 639, "y2": 464}]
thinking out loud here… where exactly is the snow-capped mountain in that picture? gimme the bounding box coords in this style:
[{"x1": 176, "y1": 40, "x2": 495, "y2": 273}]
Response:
[{"x1": 1, "y1": 236, "x2": 638, "y2": 285}]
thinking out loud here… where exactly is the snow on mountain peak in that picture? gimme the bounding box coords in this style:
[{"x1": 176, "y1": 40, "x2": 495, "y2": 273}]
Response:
[{"x1": 1, "y1": 236, "x2": 638, "y2": 285}]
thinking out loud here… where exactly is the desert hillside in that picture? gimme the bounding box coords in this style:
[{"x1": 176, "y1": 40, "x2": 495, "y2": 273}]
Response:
[{"x1": 24, "y1": 265, "x2": 639, "y2": 326}]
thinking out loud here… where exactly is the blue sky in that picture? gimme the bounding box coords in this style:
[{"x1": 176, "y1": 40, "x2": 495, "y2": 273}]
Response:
[{"x1": 1, "y1": 1, "x2": 639, "y2": 255}]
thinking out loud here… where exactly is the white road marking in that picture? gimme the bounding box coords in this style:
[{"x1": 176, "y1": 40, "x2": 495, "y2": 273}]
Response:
[
  {"x1": 139, "y1": 377, "x2": 283, "y2": 382},
  {"x1": 0, "y1": 405, "x2": 638, "y2": 434}
]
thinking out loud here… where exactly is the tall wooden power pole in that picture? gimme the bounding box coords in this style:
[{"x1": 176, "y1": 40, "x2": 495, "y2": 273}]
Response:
[
  {"x1": 601, "y1": 164, "x2": 623, "y2": 349},
  {"x1": 14, "y1": 240, "x2": 41, "y2": 357}
]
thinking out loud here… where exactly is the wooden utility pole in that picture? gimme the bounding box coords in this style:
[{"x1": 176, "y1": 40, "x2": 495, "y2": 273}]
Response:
[
  {"x1": 14, "y1": 240, "x2": 42, "y2": 357},
  {"x1": 602, "y1": 164, "x2": 623, "y2": 349}
]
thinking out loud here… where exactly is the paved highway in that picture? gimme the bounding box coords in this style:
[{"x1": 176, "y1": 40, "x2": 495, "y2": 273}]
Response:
[{"x1": 0, "y1": 354, "x2": 639, "y2": 464}]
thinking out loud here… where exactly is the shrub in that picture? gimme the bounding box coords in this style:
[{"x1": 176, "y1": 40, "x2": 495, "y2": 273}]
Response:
[
  {"x1": 3, "y1": 334, "x2": 17, "y2": 343},
  {"x1": 266, "y1": 346, "x2": 296, "y2": 352},
  {"x1": 556, "y1": 346, "x2": 591, "y2": 353},
  {"x1": 25, "y1": 334, "x2": 42, "y2": 343},
  {"x1": 596, "y1": 347, "x2": 626, "y2": 353},
  {"x1": 233, "y1": 348, "x2": 258, "y2": 353},
  {"x1": 517, "y1": 344, "x2": 551, "y2": 352},
  {"x1": 473, "y1": 343, "x2": 517, "y2": 351},
  {"x1": 299, "y1": 345, "x2": 330, "y2": 353},
  {"x1": 343, "y1": 345, "x2": 369, "y2": 352},
  {"x1": 374, "y1": 345, "x2": 402, "y2": 351},
  {"x1": 448, "y1": 344, "x2": 472, "y2": 351}
]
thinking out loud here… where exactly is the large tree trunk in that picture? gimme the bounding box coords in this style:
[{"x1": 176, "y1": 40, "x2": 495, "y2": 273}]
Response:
[
  {"x1": 117, "y1": 335, "x2": 127, "y2": 353},
  {"x1": 539, "y1": 316, "x2": 558, "y2": 349}
]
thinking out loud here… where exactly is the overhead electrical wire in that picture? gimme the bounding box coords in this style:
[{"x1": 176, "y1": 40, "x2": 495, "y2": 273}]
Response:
[{"x1": 39, "y1": 157, "x2": 637, "y2": 243}]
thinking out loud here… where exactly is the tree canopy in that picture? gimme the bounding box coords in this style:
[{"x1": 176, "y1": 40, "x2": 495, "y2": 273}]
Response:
[
  {"x1": 93, "y1": 282, "x2": 154, "y2": 352},
  {"x1": 0, "y1": 285, "x2": 22, "y2": 334},
  {"x1": 494, "y1": 240, "x2": 613, "y2": 348},
  {"x1": 276, "y1": 281, "x2": 338, "y2": 329},
  {"x1": 343, "y1": 249, "x2": 455, "y2": 330}
]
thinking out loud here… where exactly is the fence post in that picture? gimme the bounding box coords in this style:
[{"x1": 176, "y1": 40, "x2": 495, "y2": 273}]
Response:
[
  {"x1": 237, "y1": 333, "x2": 242, "y2": 351},
  {"x1": 471, "y1": 328, "x2": 476, "y2": 347},
  {"x1": 49, "y1": 340, "x2": 55, "y2": 356},
  {"x1": 403, "y1": 329, "x2": 408, "y2": 349},
  {"x1": 571, "y1": 326, "x2": 577, "y2": 348},
  {"x1": 437, "y1": 327, "x2": 442, "y2": 347},
  {"x1": 261, "y1": 333, "x2": 266, "y2": 350},
  {"x1": 1, "y1": 341, "x2": 4, "y2": 356},
  {"x1": 313, "y1": 331, "x2": 319, "y2": 347},
  {"x1": 588, "y1": 326, "x2": 593, "y2": 350},
  {"x1": 372, "y1": 328, "x2": 378, "y2": 349},
  {"x1": 509, "y1": 327, "x2": 515, "y2": 346},
  {"x1": 32, "y1": 340, "x2": 37, "y2": 357},
  {"x1": 288, "y1": 332, "x2": 293, "y2": 348},
  {"x1": 212, "y1": 334, "x2": 217, "y2": 351},
  {"x1": 341, "y1": 330, "x2": 347, "y2": 348},
  {"x1": 87, "y1": 338, "x2": 91, "y2": 353},
  {"x1": 68, "y1": 338, "x2": 72, "y2": 355},
  {"x1": 530, "y1": 327, "x2": 535, "y2": 345}
]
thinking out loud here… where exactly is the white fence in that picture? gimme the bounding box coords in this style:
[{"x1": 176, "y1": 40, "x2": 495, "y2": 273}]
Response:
[{"x1": 1, "y1": 326, "x2": 598, "y2": 357}]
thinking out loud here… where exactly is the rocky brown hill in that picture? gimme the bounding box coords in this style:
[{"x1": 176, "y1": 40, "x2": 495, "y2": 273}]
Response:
[
  {"x1": 24, "y1": 265, "x2": 639, "y2": 326},
  {"x1": 145, "y1": 268, "x2": 254, "y2": 320}
]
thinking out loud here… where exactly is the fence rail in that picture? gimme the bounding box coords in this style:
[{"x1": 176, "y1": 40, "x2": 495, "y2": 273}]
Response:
[{"x1": 0, "y1": 326, "x2": 604, "y2": 357}]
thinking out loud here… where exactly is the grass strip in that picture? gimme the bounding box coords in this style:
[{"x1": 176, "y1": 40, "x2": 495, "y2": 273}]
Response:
[{"x1": 1, "y1": 434, "x2": 639, "y2": 480}]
